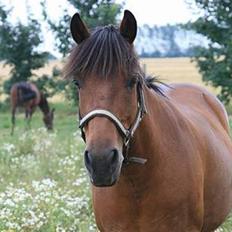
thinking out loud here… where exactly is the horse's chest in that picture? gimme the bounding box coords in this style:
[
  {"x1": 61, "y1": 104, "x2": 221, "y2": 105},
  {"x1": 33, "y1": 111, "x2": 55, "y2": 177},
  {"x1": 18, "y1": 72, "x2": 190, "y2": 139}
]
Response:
[
  {"x1": 93, "y1": 186, "x2": 142, "y2": 231},
  {"x1": 93, "y1": 187, "x2": 202, "y2": 232},
  {"x1": 93, "y1": 190, "x2": 158, "y2": 231},
  {"x1": 95, "y1": 210, "x2": 198, "y2": 232}
]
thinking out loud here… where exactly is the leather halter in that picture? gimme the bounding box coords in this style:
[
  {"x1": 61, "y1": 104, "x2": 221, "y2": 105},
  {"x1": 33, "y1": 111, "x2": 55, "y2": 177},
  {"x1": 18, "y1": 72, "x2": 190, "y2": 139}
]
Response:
[{"x1": 79, "y1": 78, "x2": 148, "y2": 165}]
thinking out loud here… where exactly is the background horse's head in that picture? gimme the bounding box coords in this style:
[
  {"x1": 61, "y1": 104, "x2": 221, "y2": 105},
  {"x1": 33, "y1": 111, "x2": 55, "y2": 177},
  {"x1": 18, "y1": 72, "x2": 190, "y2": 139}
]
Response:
[
  {"x1": 43, "y1": 108, "x2": 55, "y2": 130},
  {"x1": 66, "y1": 10, "x2": 142, "y2": 187}
]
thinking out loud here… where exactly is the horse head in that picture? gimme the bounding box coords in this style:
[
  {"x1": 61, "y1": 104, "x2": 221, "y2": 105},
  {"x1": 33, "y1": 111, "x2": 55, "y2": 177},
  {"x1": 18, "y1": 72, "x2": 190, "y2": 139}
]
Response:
[
  {"x1": 43, "y1": 108, "x2": 55, "y2": 130},
  {"x1": 66, "y1": 10, "x2": 145, "y2": 187}
]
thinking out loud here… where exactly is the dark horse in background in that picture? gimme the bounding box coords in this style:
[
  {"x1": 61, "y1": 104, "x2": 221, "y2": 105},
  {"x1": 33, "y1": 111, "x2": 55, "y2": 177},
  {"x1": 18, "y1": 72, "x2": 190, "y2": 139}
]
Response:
[
  {"x1": 65, "y1": 10, "x2": 232, "y2": 232},
  {"x1": 10, "y1": 82, "x2": 54, "y2": 135}
]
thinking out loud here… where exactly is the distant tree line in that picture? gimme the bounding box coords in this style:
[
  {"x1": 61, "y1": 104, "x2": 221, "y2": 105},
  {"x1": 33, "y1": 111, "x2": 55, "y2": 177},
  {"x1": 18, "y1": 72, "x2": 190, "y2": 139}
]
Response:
[{"x1": 136, "y1": 24, "x2": 206, "y2": 58}]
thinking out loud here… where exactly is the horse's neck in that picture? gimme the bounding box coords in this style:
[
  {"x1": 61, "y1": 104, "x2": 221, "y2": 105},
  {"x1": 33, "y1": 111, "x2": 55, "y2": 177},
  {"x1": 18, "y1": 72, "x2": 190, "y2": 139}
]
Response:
[
  {"x1": 39, "y1": 93, "x2": 50, "y2": 115},
  {"x1": 122, "y1": 86, "x2": 181, "y2": 187},
  {"x1": 130, "y1": 87, "x2": 175, "y2": 156}
]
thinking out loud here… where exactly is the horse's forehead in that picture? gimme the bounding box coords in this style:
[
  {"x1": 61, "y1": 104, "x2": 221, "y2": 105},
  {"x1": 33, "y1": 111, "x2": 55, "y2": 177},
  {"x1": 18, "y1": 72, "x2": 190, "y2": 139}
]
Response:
[
  {"x1": 79, "y1": 74, "x2": 131, "y2": 108},
  {"x1": 83, "y1": 73, "x2": 126, "y2": 87},
  {"x1": 81, "y1": 80, "x2": 119, "y2": 99}
]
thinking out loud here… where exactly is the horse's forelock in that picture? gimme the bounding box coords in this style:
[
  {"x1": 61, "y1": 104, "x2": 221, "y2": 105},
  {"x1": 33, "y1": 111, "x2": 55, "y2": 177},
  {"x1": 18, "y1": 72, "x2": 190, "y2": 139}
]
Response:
[{"x1": 63, "y1": 25, "x2": 140, "y2": 80}]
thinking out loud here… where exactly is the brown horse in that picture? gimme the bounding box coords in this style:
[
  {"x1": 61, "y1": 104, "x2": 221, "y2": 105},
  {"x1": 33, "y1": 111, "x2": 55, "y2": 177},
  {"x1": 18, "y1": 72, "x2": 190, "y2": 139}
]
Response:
[
  {"x1": 65, "y1": 10, "x2": 232, "y2": 231},
  {"x1": 10, "y1": 82, "x2": 54, "y2": 135}
]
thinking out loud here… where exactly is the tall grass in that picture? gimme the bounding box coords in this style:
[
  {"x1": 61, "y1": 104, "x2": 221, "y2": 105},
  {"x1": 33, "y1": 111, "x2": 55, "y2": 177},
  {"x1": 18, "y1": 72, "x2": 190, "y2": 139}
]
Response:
[{"x1": 0, "y1": 102, "x2": 96, "y2": 231}]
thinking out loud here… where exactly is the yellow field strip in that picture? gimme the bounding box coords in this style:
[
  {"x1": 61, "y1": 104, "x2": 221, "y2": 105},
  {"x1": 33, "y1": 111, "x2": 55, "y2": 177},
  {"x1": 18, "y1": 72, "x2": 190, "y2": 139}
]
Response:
[{"x1": 0, "y1": 58, "x2": 216, "y2": 97}]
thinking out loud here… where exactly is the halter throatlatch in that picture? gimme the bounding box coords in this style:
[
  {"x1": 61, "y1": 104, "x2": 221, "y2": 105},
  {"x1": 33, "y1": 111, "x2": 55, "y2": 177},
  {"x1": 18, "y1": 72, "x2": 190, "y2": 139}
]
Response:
[{"x1": 79, "y1": 78, "x2": 147, "y2": 165}]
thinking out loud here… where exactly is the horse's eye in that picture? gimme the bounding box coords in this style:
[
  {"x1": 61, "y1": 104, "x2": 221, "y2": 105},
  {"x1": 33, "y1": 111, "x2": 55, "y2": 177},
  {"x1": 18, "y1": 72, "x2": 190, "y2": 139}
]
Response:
[
  {"x1": 73, "y1": 79, "x2": 80, "y2": 89},
  {"x1": 126, "y1": 77, "x2": 138, "y2": 90}
]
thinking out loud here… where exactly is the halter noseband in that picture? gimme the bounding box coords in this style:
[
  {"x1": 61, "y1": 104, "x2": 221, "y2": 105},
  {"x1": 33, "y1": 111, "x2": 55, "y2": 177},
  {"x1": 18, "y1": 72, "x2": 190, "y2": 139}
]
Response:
[{"x1": 79, "y1": 79, "x2": 148, "y2": 165}]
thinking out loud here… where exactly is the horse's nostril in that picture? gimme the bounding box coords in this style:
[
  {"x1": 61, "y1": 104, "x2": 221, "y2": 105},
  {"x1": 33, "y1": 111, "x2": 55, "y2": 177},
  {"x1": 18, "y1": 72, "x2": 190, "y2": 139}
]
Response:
[
  {"x1": 109, "y1": 149, "x2": 119, "y2": 164},
  {"x1": 84, "y1": 150, "x2": 92, "y2": 166}
]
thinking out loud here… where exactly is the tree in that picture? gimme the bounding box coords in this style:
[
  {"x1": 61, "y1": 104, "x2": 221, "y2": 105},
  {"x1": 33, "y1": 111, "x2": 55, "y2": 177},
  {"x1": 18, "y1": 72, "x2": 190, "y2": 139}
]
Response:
[
  {"x1": 0, "y1": 4, "x2": 49, "y2": 94},
  {"x1": 188, "y1": 0, "x2": 232, "y2": 104},
  {"x1": 42, "y1": 0, "x2": 122, "y2": 56},
  {"x1": 41, "y1": 0, "x2": 122, "y2": 104}
]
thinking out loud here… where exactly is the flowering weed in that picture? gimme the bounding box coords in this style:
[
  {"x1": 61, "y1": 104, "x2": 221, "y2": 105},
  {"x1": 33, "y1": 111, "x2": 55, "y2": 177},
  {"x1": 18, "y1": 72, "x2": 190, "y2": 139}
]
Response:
[{"x1": 0, "y1": 127, "x2": 96, "y2": 231}]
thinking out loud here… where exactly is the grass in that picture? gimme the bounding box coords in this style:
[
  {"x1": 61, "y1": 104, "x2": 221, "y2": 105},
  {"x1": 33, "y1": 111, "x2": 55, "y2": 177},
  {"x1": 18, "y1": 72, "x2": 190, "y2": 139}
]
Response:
[
  {"x1": 0, "y1": 102, "x2": 97, "y2": 231},
  {"x1": 0, "y1": 101, "x2": 76, "y2": 144},
  {"x1": 0, "y1": 58, "x2": 232, "y2": 231}
]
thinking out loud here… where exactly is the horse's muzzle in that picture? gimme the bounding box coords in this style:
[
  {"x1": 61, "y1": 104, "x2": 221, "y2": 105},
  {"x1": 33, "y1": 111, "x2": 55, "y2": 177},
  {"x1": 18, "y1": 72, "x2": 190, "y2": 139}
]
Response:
[{"x1": 84, "y1": 148, "x2": 123, "y2": 187}]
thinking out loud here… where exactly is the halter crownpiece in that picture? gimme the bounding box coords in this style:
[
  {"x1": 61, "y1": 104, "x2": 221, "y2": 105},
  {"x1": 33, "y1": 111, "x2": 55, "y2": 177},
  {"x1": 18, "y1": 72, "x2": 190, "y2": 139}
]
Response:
[{"x1": 78, "y1": 78, "x2": 147, "y2": 165}]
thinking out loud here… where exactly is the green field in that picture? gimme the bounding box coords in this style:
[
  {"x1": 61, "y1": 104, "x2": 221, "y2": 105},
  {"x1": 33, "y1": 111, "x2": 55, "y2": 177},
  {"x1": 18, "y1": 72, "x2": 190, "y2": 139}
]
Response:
[
  {"x1": 0, "y1": 102, "x2": 96, "y2": 231},
  {"x1": 0, "y1": 58, "x2": 232, "y2": 231}
]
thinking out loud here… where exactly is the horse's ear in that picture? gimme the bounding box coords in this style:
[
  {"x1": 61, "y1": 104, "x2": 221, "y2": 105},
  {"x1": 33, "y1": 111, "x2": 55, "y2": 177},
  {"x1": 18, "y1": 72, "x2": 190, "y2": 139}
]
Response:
[
  {"x1": 70, "y1": 13, "x2": 90, "y2": 44},
  {"x1": 120, "y1": 10, "x2": 137, "y2": 44}
]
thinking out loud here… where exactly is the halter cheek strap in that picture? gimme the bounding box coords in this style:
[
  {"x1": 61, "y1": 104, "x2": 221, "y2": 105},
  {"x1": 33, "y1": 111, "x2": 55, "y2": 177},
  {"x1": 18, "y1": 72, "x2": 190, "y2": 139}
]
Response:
[{"x1": 79, "y1": 80, "x2": 148, "y2": 165}]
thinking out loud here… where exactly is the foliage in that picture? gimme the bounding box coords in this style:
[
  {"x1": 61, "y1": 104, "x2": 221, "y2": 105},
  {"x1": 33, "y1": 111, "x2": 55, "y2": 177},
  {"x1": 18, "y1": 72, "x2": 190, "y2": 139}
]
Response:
[
  {"x1": 41, "y1": 0, "x2": 122, "y2": 104},
  {"x1": 0, "y1": 5, "x2": 49, "y2": 94},
  {"x1": 34, "y1": 67, "x2": 63, "y2": 98},
  {"x1": 41, "y1": 0, "x2": 123, "y2": 56},
  {"x1": 187, "y1": 0, "x2": 232, "y2": 104}
]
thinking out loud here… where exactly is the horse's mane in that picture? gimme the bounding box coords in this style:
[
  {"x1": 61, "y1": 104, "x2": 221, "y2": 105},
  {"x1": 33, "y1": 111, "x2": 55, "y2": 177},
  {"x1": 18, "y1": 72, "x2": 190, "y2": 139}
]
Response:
[
  {"x1": 39, "y1": 92, "x2": 50, "y2": 114},
  {"x1": 64, "y1": 25, "x2": 165, "y2": 95},
  {"x1": 145, "y1": 76, "x2": 168, "y2": 97}
]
